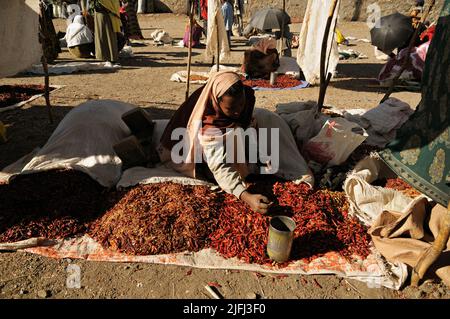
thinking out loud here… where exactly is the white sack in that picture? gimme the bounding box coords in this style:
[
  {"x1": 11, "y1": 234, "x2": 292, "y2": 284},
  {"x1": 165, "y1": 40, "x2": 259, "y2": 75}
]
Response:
[{"x1": 17, "y1": 100, "x2": 135, "y2": 187}]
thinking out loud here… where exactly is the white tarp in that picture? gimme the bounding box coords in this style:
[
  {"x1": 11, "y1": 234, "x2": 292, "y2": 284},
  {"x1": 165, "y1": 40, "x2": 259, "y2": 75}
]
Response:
[
  {"x1": 26, "y1": 61, "x2": 121, "y2": 75},
  {"x1": 1, "y1": 100, "x2": 135, "y2": 187},
  {"x1": 342, "y1": 98, "x2": 414, "y2": 148},
  {"x1": 297, "y1": 0, "x2": 340, "y2": 85},
  {"x1": 0, "y1": 0, "x2": 42, "y2": 78}
]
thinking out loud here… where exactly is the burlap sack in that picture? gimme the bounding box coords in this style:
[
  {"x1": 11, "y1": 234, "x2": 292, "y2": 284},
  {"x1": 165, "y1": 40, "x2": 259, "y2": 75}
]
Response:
[{"x1": 369, "y1": 201, "x2": 450, "y2": 286}]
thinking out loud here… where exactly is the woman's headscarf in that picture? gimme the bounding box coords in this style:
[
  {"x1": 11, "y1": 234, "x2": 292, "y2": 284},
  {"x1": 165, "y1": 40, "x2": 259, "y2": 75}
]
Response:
[
  {"x1": 159, "y1": 71, "x2": 254, "y2": 178},
  {"x1": 252, "y1": 37, "x2": 277, "y2": 54},
  {"x1": 200, "y1": 71, "x2": 253, "y2": 131},
  {"x1": 65, "y1": 15, "x2": 94, "y2": 48}
]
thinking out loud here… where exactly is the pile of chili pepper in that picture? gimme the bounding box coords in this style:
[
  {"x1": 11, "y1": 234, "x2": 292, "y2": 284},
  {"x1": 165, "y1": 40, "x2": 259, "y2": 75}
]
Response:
[
  {"x1": 241, "y1": 75, "x2": 302, "y2": 89},
  {"x1": 0, "y1": 84, "x2": 54, "y2": 108},
  {"x1": 274, "y1": 182, "x2": 371, "y2": 261},
  {"x1": 89, "y1": 183, "x2": 221, "y2": 256},
  {"x1": 385, "y1": 177, "x2": 422, "y2": 198},
  {"x1": 0, "y1": 169, "x2": 107, "y2": 243},
  {"x1": 209, "y1": 181, "x2": 371, "y2": 266}
]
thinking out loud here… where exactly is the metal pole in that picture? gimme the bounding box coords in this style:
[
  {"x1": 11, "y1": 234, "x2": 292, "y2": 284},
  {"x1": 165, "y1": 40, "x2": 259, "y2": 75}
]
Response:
[{"x1": 185, "y1": 1, "x2": 194, "y2": 101}]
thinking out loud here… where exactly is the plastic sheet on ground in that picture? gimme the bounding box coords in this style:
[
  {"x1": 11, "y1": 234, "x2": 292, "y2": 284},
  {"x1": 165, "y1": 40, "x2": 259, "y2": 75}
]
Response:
[
  {"x1": 26, "y1": 61, "x2": 121, "y2": 75},
  {"x1": 0, "y1": 85, "x2": 64, "y2": 113},
  {"x1": 0, "y1": 235, "x2": 406, "y2": 290},
  {"x1": 250, "y1": 81, "x2": 310, "y2": 92},
  {"x1": 170, "y1": 65, "x2": 241, "y2": 84}
]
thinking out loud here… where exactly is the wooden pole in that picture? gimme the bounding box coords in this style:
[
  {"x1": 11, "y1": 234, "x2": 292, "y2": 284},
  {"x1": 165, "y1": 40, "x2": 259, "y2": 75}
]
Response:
[
  {"x1": 42, "y1": 55, "x2": 53, "y2": 124},
  {"x1": 280, "y1": 0, "x2": 286, "y2": 55},
  {"x1": 380, "y1": 0, "x2": 436, "y2": 103},
  {"x1": 216, "y1": 16, "x2": 220, "y2": 72},
  {"x1": 317, "y1": 0, "x2": 339, "y2": 113},
  {"x1": 185, "y1": 0, "x2": 194, "y2": 101},
  {"x1": 39, "y1": 0, "x2": 54, "y2": 124}
]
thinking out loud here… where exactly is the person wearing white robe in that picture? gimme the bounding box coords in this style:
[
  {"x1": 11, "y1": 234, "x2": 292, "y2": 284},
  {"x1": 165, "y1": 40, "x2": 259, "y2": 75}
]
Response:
[{"x1": 64, "y1": 15, "x2": 95, "y2": 58}]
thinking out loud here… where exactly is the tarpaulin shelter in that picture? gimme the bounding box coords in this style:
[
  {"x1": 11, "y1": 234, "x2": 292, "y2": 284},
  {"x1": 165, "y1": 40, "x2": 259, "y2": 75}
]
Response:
[{"x1": 0, "y1": 0, "x2": 42, "y2": 78}]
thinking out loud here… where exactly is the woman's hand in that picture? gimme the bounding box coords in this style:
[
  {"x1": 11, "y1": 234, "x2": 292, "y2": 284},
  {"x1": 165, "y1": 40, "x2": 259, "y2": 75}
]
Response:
[{"x1": 240, "y1": 191, "x2": 271, "y2": 214}]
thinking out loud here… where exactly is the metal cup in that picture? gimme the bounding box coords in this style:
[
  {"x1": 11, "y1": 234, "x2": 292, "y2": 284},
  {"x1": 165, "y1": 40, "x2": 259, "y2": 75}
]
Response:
[
  {"x1": 267, "y1": 216, "x2": 296, "y2": 263},
  {"x1": 270, "y1": 72, "x2": 277, "y2": 85}
]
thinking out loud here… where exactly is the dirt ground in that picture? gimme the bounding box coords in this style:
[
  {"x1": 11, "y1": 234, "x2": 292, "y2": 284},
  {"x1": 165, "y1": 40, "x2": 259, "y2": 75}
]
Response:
[{"x1": 0, "y1": 14, "x2": 448, "y2": 299}]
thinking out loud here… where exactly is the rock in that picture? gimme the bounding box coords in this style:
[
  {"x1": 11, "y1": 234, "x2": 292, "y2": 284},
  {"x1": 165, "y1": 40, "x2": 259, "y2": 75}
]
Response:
[
  {"x1": 415, "y1": 290, "x2": 426, "y2": 299},
  {"x1": 420, "y1": 282, "x2": 434, "y2": 294},
  {"x1": 246, "y1": 292, "x2": 258, "y2": 299},
  {"x1": 37, "y1": 290, "x2": 50, "y2": 298},
  {"x1": 432, "y1": 291, "x2": 441, "y2": 299},
  {"x1": 123, "y1": 265, "x2": 131, "y2": 270},
  {"x1": 437, "y1": 287, "x2": 446, "y2": 295},
  {"x1": 136, "y1": 282, "x2": 143, "y2": 288},
  {"x1": 19, "y1": 289, "x2": 28, "y2": 295}
]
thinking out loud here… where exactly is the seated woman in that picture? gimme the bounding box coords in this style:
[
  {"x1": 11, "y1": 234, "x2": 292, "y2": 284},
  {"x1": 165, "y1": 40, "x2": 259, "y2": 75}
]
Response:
[
  {"x1": 242, "y1": 38, "x2": 280, "y2": 79},
  {"x1": 64, "y1": 15, "x2": 95, "y2": 59},
  {"x1": 158, "y1": 71, "x2": 313, "y2": 214}
]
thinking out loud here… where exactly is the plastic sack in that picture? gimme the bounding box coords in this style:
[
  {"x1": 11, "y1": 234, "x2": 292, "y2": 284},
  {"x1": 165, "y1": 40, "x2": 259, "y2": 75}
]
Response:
[{"x1": 303, "y1": 118, "x2": 368, "y2": 167}]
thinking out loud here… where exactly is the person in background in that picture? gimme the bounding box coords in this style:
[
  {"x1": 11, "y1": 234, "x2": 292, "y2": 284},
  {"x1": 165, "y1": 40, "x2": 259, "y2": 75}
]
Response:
[
  {"x1": 183, "y1": 18, "x2": 204, "y2": 48},
  {"x1": 221, "y1": 0, "x2": 234, "y2": 47},
  {"x1": 410, "y1": 0, "x2": 425, "y2": 28},
  {"x1": 93, "y1": 0, "x2": 122, "y2": 67},
  {"x1": 64, "y1": 15, "x2": 95, "y2": 59}
]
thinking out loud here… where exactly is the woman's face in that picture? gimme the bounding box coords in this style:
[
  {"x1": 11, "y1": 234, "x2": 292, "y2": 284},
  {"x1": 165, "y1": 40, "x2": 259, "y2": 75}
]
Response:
[{"x1": 218, "y1": 89, "x2": 246, "y2": 120}]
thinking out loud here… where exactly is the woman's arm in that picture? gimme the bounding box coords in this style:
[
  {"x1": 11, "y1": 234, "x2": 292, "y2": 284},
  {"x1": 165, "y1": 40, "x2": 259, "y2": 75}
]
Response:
[{"x1": 200, "y1": 130, "x2": 270, "y2": 214}]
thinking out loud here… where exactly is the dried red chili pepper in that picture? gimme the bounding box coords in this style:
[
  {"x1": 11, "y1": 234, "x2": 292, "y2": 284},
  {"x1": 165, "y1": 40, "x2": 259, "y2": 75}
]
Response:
[{"x1": 241, "y1": 75, "x2": 302, "y2": 89}]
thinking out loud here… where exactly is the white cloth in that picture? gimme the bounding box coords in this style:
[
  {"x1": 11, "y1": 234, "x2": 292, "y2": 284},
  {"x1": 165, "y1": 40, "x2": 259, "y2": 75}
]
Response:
[
  {"x1": 206, "y1": 0, "x2": 230, "y2": 60},
  {"x1": 65, "y1": 15, "x2": 93, "y2": 48},
  {"x1": 297, "y1": 0, "x2": 340, "y2": 85},
  {"x1": 275, "y1": 101, "x2": 328, "y2": 147},
  {"x1": 26, "y1": 61, "x2": 121, "y2": 75},
  {"x1": 151, "y1": 29, "x2": 173, "y2": 44},
  {"x1": 0, "y1": 0, "x2": 42, "y2": 78},
  {"x1": 343, "y1": 98, "x2": 414, "y2": 147}
]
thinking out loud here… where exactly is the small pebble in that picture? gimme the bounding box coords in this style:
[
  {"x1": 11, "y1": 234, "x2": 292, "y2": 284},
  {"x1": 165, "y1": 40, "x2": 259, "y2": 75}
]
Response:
[
  {"x1": 246, "y1": 292, "x2": 258, "y2": 299},
  {"x1": 136, "y1": 283, "x2": 143, "y2": 288},
  {"x1": 19, "y1": 289, "x2": 28, "y2": 295},
  {"x1": 415, "y1": 290, "x2": 426, "y2": 299},
  {"x1": 37, "y1": 290, "x2": 50, "y2": 298},
  {"x1": 432, "y1": 291, "x2": 441, "y2": 299}
]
